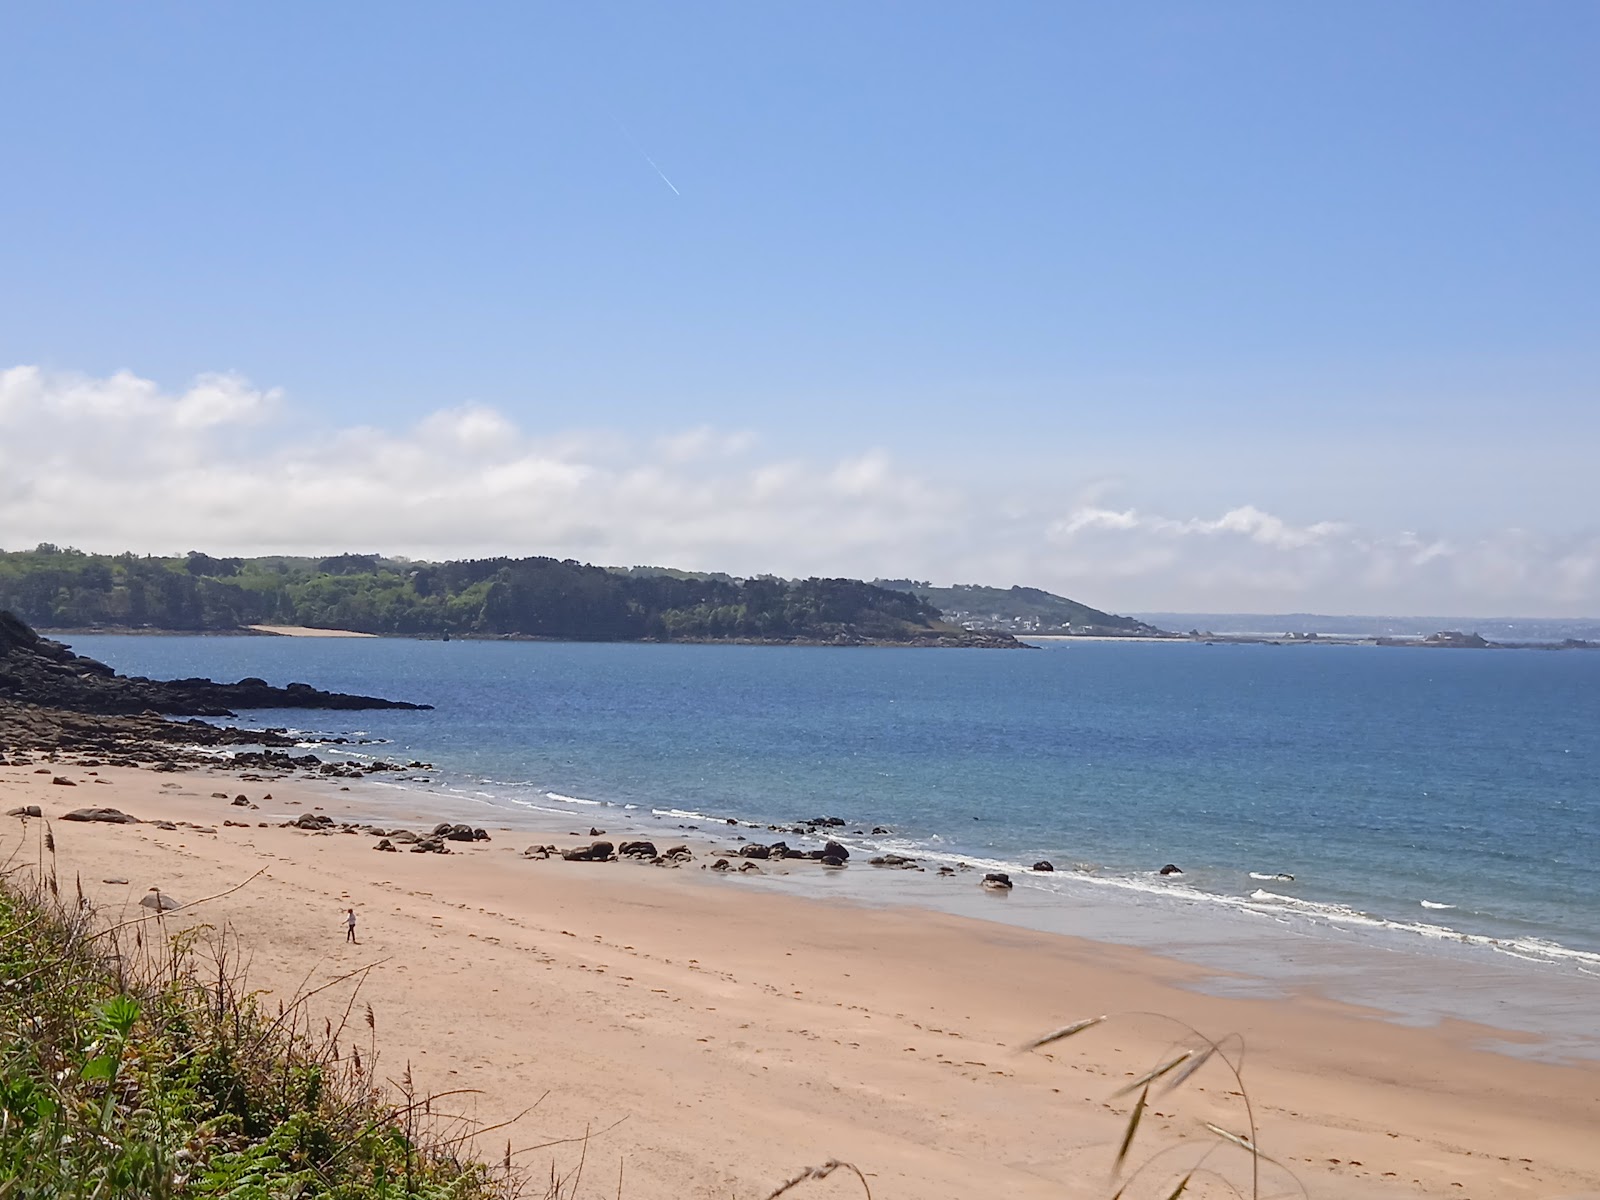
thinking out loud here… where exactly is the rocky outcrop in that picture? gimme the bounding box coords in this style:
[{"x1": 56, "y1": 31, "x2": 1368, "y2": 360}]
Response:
[{"x1": 0, "y1": 610, "x2": 430, "y2": 717}]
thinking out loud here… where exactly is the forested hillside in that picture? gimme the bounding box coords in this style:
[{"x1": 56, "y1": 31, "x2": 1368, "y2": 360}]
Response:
[{"x1": 0, "y1": 546, "x2": 1019, "y2": 646}]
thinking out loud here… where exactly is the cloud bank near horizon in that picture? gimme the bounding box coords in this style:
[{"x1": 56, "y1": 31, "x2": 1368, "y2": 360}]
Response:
[{"x1": 1, "y1": 365, "x2": 1594, "y2": 617}]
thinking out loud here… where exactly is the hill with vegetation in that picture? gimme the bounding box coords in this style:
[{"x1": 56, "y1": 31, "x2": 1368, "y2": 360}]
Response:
[
  {"x1": 0, "y1": 546, "x2": 1020, "y2": 647},
  {"x1": 873, "y1": 581, "x2": 1167, "y2": 637}
]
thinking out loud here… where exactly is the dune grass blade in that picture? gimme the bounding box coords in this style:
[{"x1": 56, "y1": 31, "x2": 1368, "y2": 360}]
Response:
[
  {"x1": 764, "y1": 1158, "x2": 872, "y2": 1199},
  {"x1": 1113, "y1": 1050, "x2": 1193, "y2": 1098},
  {"x1": 1159, "y1": 1043, "x2": 1217, "y2": 1095},
  {"x1": 1114, "y1": 1085, "x2": 1150, "y2": 1174},
  {"x1": 1017, "y1": 1015, "x2": 1106, "y2": 1053},
  {"x1": 1203, "y1": 1122, "x2": 1256, "y2": 1154}
]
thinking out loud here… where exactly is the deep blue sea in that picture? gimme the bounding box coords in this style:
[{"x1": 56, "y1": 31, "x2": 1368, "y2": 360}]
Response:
[{"x1": 65, "y1": 635, "x2": 1600, "y2": 984}]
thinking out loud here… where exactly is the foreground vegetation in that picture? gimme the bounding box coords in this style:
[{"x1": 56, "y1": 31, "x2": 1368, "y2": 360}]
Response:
[
  {"x1": 0, "y1": 837, "x2": 512, "y2": 1199},
  {"x1": 0, "y1": 547, "x2": 1000, "y2": 644}
]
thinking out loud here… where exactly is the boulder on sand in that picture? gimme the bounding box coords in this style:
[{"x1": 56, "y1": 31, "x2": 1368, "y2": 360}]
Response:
[{"x1": 61, "y1": 807, "x2": 139, "y2": 824}]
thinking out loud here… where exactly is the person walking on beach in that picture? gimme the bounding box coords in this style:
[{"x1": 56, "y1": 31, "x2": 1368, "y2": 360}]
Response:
[{"x1": 344, "y1": 907, "x2": 358, "y2": 944}]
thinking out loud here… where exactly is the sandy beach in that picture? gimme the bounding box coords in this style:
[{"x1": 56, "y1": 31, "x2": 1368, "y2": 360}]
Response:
[
  {"x1": 245, "y1": 625, "x2": 380, "y2": 638},
  {"x1": 3, "y1": 760, "x2": 1598, "y2": 1200}
]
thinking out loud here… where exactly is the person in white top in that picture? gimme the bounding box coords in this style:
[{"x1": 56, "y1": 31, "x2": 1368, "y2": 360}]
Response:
[{"x1": 344, "y1": 907, "x2": 357, "y2": 943}]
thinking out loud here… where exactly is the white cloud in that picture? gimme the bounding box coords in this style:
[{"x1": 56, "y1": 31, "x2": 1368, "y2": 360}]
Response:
[
  {"x1": 0, "y1": 365, "x2": 277, "y2": 430},
  {"x1": 0, "y1": 365, "x2": 1595, "y2": 616}
]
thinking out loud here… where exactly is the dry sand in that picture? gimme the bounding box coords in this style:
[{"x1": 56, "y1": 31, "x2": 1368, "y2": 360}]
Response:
[{"x1": 4, "y1": 762, "x2": 1598, "y2": 1200}]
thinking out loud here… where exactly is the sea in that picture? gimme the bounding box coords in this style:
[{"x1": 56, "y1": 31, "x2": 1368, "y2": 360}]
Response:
[{"x1": 64, "y1": 634, "x2": 1600, "y2": 1058}]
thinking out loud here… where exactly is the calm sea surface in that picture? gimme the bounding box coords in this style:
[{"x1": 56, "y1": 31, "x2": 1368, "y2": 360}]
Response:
[{"x1": 65, "y1": 635, "x2": 1600, "y2": 989}]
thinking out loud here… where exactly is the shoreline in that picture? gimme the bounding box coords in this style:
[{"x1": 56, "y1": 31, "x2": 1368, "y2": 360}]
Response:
[
  {"x1": 255, "y1": 732, "x2": 1600, "y2": 1052},
  {"x1": 43, "y1": 688, "x2": 1596, "y2": 1062},
  {"x1": 4, "y1": 760, "x2": 1598, "y2": 1197}
]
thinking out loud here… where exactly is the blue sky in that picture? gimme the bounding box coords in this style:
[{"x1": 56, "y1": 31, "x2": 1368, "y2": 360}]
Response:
[{"x1": 2, "y1": 3, "x2": 1597, "y2": 613}]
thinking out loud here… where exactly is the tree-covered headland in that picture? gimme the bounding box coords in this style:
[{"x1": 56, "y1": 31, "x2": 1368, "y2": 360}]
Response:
[{"x1": 0, "y1": 546, "x2": 1019, "y2": 646}]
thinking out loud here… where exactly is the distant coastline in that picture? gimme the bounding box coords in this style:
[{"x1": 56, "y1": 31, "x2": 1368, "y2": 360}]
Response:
[
  {"x1": 35, "y1": 624, "x2": 1029, "y2": 649},
  {"x1": 38, "y1": 624, "x2": 1597, "y2": 650},
  {"x1": 1023, "y1": 631, "x2": 1599, "y2": 650}
]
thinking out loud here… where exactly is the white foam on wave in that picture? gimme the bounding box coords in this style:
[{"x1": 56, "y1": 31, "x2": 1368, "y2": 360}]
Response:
[
  {"x1": 1421, "y1": 900, "x2": 1455, "y2": 910},
  {"x1": 547, "y1": 792, "x2": 604, "y2": 807},
  {"x1": 1242, "y1": 890, "x2": 1600, "y2": 970},
  {"x1": 1250, "y1": 872, "x2": 1296, "y2": 882}
]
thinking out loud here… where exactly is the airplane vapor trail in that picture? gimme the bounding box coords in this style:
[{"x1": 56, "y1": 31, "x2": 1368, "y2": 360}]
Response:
[
  {"x1": 639, "y1": 150, "x2": 681, "y2": 196},
  {"x1": 614, "y1": 118, "x2": 681, "y2": 196}
]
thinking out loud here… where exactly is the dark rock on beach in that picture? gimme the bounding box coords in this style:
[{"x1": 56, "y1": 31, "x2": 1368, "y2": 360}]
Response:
[
  {"x1": 61, "y1": 807, "x2": 140, "y2": 824},
  {"x1": 1031, "y1": 861, "x2": 1054, "y2": 872}
]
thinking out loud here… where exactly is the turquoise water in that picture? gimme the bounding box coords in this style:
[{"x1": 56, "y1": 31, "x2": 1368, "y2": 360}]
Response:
[{"x1": 66, "y1": 635, "x2": 1600, "y2": 975}]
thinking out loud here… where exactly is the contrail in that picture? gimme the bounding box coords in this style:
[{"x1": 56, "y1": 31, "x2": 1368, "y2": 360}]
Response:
[
  {"x1": 639, "y1": 149, "x2": 681, "y2": 196},
  {"x1": 615, "y1": 119, "x2": 681, "y2": 196}
]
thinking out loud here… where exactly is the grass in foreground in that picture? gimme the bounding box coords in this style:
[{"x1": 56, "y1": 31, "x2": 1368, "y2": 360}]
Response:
[{"x1": 0, "y1": 826, "x2": 516, "y2": 1199}]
